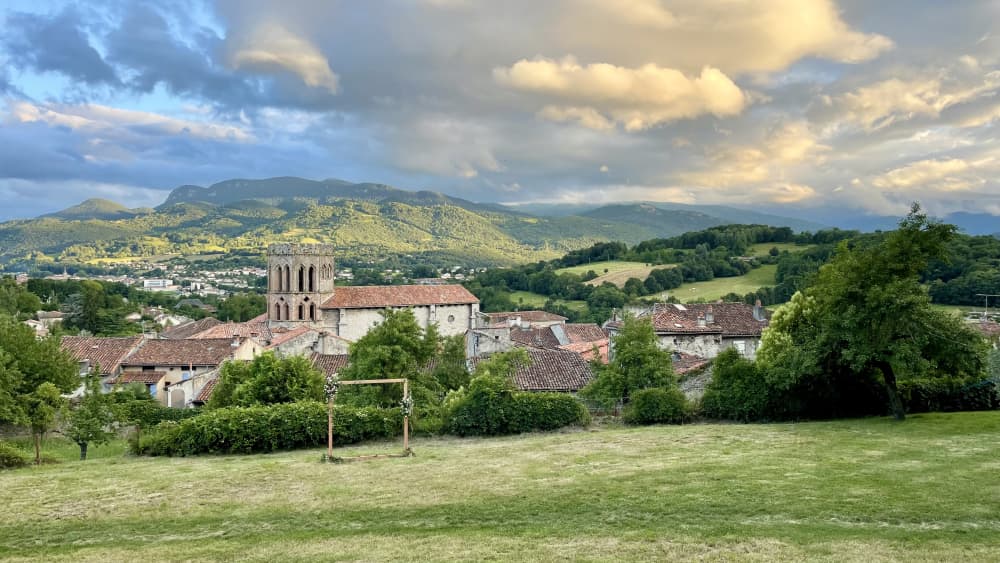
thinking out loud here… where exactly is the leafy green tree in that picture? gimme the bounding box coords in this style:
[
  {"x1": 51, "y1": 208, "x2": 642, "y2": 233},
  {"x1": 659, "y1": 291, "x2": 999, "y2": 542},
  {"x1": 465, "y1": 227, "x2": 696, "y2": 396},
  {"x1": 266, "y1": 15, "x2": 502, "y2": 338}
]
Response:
[
  {"x1": 339, "y1": 309, "x2": 441, "y2": 407},
  {"x1": 65, "y1": 368, "x2": 115, "y2": 460},
  {"x1": 217, "y1": 293, "x2": 266, "y2": 322},
  {"x1": 580, "y1": 314, "x2": 674, "y2": 408},
  {"x1": 210, "y1": 352, "x2": 323, "y2": 408},
  {"x1": 431, "y1": 334, "x2": 470, "y2": 391},
  {"x1": 26, "y1": 383, "x2": 65, "y2": 465},
  {"x1": 759, "y1": 205, "x2": 987, "y2": 420}
]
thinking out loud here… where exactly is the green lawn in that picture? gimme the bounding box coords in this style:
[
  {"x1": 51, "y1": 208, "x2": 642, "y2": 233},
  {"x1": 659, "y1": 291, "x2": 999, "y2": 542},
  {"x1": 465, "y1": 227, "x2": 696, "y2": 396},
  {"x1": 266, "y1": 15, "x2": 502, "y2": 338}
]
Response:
[
  {"x1": 748, "y1": 242, "x2": 814, "y2": 256},
  {"x1": 509, "y1": 290, "x2": 586, "y2": 312},
  {"x1": 662, "y1": 264, "x2": 777, "y2": 302},
  {"x1": 2, "y1": 412, "x2": 999, "y2": 561}
]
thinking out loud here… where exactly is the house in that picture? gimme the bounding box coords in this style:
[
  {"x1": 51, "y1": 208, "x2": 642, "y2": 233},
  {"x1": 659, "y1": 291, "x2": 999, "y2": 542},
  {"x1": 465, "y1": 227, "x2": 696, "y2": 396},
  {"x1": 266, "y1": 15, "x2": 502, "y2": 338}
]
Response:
[
  {"x1": 483, "y1": 310, "x2": 567, "y2": 329},
  {"x1": 509, "y1": 323, "x2": 609, "y2": 363},
  {"x1": 23, "y1": 319, "x2": 48, "y2": 338},
  {"x1": 60, "y1": 335, "x2": 146, "y2": 396},
  {"x1": 608, "y1": 301, "x2": 770, "y2": 359},
  {"x1": 115, "y1": 337, "x2": 261, "y2": 407},
  {"x1": 35, "y1": 310, "x2": 65, "y2": 328},
  {"x1": 266, "y1": 244, "x2": 480, "y2": 340},
  {"x1": 471, "y1": 348, "x2": 595, "y2": 393}
]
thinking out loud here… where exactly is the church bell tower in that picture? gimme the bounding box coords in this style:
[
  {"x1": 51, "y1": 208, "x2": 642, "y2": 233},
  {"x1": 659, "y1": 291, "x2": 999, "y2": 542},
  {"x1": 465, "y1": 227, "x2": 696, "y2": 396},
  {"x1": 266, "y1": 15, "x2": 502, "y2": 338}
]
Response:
[{"x1": 267, "y1": 243, "x2": 336, "y2": 327}]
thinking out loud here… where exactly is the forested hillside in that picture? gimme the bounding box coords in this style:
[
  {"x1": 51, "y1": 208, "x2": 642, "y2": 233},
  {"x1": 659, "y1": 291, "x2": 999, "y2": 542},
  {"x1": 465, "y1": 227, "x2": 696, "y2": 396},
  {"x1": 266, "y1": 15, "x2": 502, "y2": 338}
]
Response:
[{"x1": 0, "y1": 177, "x2": 818, "y2": 269}]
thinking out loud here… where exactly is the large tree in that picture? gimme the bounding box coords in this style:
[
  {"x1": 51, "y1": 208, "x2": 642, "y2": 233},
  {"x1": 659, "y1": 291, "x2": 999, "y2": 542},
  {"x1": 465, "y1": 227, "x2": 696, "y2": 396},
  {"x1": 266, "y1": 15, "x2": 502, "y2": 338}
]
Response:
[
  {"x1": 65, "y1": 368, "x2": 115, "y2": 460},
  {"x1": 580, "y1": 314, "x2": 674, "y2": 408},
  {"x1": 209, "y1": 352, "x2": 324, "y2": 408},
  {"x1": 759, "y1": 205, "x2": 987, "y2": 420}
]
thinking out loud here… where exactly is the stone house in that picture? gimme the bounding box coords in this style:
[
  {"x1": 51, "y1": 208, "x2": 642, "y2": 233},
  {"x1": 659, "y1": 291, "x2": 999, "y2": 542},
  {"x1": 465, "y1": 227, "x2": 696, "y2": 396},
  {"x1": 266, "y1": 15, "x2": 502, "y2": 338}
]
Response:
[
  {"x1": 483, "y1": 310, "x2": 568, "y2": 329},
  {"x1": 115, "y1": 337, "x2": 261, "y2": 407},
  {"x1": 608, "y1": 302, "x2": 770, "y2": 360},
  {"x1": 59, "y1": 335, "x2": 146, "y2": 396}
]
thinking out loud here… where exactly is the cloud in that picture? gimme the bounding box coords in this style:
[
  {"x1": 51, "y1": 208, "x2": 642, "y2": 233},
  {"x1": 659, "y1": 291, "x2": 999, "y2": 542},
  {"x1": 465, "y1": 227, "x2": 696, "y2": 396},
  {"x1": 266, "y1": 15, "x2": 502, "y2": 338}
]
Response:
[
  {"x1": 2, "y1": 7, "x2": 120, "y2": 86},
  {"x1": 7, "y1": 102, "x2": 254, "y2": 143},
  {"x1": 870, "y1": 157, "x2": 992, "y2": 191},
  {"x1": 759, "y1": 183, "x2": 817, "y2": 203},
  {"x1": 495, "y1": 58, "x2": 746, "y2": 130},
  {"x1": 226, "y1": 24, "x2": 340, "y2": 93}
]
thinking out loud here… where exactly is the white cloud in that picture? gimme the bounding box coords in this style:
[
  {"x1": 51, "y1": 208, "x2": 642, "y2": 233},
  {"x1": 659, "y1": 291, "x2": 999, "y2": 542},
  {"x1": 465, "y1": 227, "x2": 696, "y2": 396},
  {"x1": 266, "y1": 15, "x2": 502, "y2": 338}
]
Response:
[
  {"x1": 228, "y1": 24, "x2": 340, "y2": 93},
  {"x1": 759, "y1": 183, "x2": 817, "y2": 203},
  {"x1": 871, "y1": 157, "x2": 994, "y2": 191},
  {"x1": 6, "y1": 101, "x2": 254, "y2": 142},
  {"x1": 495, "y1": 57, "x2": 746, "y2": 130}
]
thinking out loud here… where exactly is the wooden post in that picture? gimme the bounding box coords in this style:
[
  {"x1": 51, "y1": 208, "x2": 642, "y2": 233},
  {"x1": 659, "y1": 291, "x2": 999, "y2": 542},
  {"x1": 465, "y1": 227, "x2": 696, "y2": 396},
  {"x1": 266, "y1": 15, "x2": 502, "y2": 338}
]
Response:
[
  {"x1": 327, "y1": 397, "x2": 334, "y2": 460},
  {"x1": 403, "y1": 379, "x2": 410, "y2": 453}
]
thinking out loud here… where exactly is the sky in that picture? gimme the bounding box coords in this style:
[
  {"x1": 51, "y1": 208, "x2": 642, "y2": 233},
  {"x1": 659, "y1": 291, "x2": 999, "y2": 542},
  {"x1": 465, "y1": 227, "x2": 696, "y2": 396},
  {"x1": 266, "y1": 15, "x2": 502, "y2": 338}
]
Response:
[{"x1": 1, "y1": 0, "x2": 999, "y2": 221}]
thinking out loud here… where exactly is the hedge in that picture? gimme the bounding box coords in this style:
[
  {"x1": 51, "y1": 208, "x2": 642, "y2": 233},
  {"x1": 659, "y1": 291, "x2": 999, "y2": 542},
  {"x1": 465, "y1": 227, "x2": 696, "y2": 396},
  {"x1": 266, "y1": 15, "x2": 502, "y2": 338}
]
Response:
[
  {"x1": 622, "y1": 387, "x2": 691, "y2": 425},
  {"x1": 898, "y1": 377, "x2": 999, "y2": 414},
  {"x1": 0, "y1": 441, "x2": 29, "y2": 469},
  {"x1": 135, "y1": 402, "x2": 402, "y2": 456},
  {"x1": 446, "y1": 386, "x2": 590, "y2": 437}
]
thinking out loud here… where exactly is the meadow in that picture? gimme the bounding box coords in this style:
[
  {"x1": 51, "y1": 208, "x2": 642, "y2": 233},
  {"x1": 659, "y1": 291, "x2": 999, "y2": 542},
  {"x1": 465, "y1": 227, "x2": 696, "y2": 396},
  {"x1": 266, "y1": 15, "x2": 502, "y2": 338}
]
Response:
[
  {"x1": 2, "y1": 411, "x2": 999, "y2": 561},
  {"x1": 662, "y1": 264, "x2": 778, "y2": 303},
  {"x1": 556, "y1": 260, "x2": 675, "y2": 288}
]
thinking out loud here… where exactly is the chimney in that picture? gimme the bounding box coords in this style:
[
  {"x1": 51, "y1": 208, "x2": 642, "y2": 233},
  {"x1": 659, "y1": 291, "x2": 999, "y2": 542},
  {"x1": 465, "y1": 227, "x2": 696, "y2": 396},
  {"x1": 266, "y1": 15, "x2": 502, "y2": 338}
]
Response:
[
  {"x1": 753, "y1": 300, "x2": 764, "y2": 322},
  {"x1": 705, "y1": 305, "x2": 714, "y2": 324},
  {"x1": 697, "y1": 313, "x2": 707, "y2": 327}
]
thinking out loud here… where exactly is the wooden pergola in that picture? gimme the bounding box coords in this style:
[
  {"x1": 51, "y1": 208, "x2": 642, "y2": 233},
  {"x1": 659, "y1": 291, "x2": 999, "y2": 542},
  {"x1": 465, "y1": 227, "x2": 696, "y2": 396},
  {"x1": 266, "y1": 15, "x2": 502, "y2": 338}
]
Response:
[{"x1": 326, "y1": 378, "x2": 412, "y2": 462}]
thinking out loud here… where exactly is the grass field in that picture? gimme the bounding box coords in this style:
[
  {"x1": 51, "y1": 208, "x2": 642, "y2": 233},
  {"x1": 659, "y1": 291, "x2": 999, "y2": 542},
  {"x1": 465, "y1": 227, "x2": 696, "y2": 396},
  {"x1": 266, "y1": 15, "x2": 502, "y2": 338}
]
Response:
[
  {"x1": 556, "y1": 261, "x2": 675, "y2": 288},
  {"x1": 748, "y1": 242, "x2": 813, "y2": 256},
  {"x1": 661, "y1": 264, "x2": 777, "y2": 302},
  {"x1": 509, "y1": 290, "x2": 587, "y2": 312},
  {"x1": 2, "y1": 412, "x2": 999, "y2": 561}
]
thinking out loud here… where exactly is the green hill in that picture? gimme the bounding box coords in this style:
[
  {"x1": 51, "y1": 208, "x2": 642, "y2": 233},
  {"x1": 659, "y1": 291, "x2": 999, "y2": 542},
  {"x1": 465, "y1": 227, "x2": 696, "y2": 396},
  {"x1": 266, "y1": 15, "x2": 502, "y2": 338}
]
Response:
[{"x1": 0, "y1": 177, "x2": 821, "y2": 268}]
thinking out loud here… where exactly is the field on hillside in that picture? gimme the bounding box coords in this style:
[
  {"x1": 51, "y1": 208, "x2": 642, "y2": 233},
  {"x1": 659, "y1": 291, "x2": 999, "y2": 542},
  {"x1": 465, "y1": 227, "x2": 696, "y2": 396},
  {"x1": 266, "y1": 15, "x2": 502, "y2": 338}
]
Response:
[
  {"x1": 748, "y1": 242, "x2": 813, "y2": 256},
  {"x1": 509, "y1": 290, "x2": 587, "y2": 312},
  {"x1": 556, "y1": 260, "x2": 675, "y2": 288},
  {"x1": 662, "y1": 264, "x2": 777, "y2": 302},
  {"x1": 2, "y1": 412, "x2": 999, "y2": 561}
]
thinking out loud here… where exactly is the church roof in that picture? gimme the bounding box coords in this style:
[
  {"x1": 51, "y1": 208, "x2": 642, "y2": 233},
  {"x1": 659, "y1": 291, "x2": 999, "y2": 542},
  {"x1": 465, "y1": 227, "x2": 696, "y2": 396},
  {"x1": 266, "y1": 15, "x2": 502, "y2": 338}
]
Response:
[{"x1": 321, "y1": 285, "x2": 478, "y2": 309}]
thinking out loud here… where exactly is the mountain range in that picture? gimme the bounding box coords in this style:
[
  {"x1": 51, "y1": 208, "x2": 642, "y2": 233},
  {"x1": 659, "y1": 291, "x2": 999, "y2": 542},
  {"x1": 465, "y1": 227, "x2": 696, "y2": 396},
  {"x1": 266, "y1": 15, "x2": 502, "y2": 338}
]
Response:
[{"x1": 0, "y1": 176, "x2": 986, "y2": 268}]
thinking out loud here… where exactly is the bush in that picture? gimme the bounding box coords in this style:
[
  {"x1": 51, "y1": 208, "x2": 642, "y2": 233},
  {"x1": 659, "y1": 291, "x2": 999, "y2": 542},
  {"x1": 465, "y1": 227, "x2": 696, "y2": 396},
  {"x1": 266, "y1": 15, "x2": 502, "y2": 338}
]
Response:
[
  {"x1": 134, "y1": 401, "x2": 402, "y2": 456},
  {"x1": 898, "y1": 377, "x2": 1000, "y2": 414},
  {"x1": 111, "y1": 394, "x2": 202, "y2": 428},
  {"x1": 622, "y1": 388, "x2": 691, "y2": 425},
  {"x1": 445, "y1": 375, "x2": 590, "y2": 436},
  {"x1": 700, "y1": 349, "x2": 771, "y2": 422},
  {"x1": 0, "y1": 441, "x2": 29, "y2": 469}
]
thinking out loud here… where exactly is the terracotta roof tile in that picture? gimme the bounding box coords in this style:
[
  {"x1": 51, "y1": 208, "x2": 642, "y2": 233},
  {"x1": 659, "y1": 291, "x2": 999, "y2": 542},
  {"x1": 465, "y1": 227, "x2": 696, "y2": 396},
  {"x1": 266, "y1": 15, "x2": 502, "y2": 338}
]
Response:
[
  {"x1": 484, "y1": 310, "x2": 567, "y2": 324},
  {"x1": 672, "y1": 351, "x2": 711, "y2": 376},
  {"x1": 190, "y1": 317, "x2": 272, "y2": 341},
  {"x1": 510, "y1": 326, "x2": 562, "y2": 348},
  {"x1": 321, "y1": 285, "x2": 478, "y2": 309},
  {"x1": 122, "y1": 338, "x2": 238, "y2": 367},
  {"x1": 161, "y1": 317, "x2": 223, "y2": 339},
  {"x1": 611, "y1": 303, "x2": 770, "y2": 337},
  {"x1": 60, "y1": 336, "x2": 144, "y2": 376},
  {"x1": 267, "y1": 326, "x2": 317, "y2": 349},
  {"x1": 558, "y1": 323, "x2": 608, "y2": 344},
  {"x1": 311, "y1": 353, "x2": 350, "y2": 377},
  {"x1": 194, "y1": 378, "x2": 219, "y2": 403},
  {"x1": 558, "y1": 339, "x2": 609, "y2": 363},
  {"x1": 110, "y1": 371, "x2": 166, "y2": 385},
  {"x1": 472, "y1": 348, "x2": 594, "y2": 392}
]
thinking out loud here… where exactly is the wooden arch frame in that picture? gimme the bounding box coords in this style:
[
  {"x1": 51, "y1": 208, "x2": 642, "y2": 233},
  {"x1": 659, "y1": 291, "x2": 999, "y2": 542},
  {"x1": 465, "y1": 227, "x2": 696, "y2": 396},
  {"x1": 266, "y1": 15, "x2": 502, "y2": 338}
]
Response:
[{"x1": 326, "y1": 378, "x2": 412, "y2": 462}]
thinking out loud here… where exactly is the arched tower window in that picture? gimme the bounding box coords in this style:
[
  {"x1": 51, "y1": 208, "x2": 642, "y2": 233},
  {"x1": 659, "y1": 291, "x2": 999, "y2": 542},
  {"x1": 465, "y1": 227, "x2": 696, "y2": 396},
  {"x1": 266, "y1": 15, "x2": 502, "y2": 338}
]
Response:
[
  {"x1": 283, "y1": 303, "x2": 290, "y2": 321},
  {"x1": 274, "y1": 302, "x2": 281, "y2": 320},
  {"x1": 309, "y1": 303, "x2": 316, "y2": 320},
  {"x1": 298, "y1": 266, "x2": 305, "y2": 292},
  {"x1": 273, "y1": 267, "x2": 281, "y2": 291},
  {"x1": 284, "y1": 266, "x2": 291, "y2": 292},
  {"x1": 308, "y1": 266, "x2": 315, "y2": 292}
]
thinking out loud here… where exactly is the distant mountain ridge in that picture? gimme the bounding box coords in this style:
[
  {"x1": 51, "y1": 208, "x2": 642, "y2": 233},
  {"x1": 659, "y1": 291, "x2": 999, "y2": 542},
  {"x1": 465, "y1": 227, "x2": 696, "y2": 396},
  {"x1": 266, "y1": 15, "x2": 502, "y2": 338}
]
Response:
[{"x1": 0, "y1": 177, "x2": 832, "y2": 267}]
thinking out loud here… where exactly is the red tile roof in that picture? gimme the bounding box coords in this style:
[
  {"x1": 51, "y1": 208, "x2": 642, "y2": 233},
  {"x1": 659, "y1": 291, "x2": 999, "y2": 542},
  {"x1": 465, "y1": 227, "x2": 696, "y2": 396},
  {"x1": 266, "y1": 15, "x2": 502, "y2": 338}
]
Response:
[
  {"x1": 110, "y1": 371, "x2": 166, "y2": 385},
  {"x1": 161, "y1": 317, "x2": 223, "y2": 339},
  {"x1": 190, "y1": 317, "x2": 272, "y2": 341},
  {"x1": 311, "y1": 353, "x2": 350, "y2": 377},
  {"x1": 194, "y1": 378, "x2": 219, "y2": 403},
  {"x1": 558, "y1": 339, "x2": 609, "y2": 363},
  {"x1": 672, "y1": 351, "x2": 711, "y2": 376},
  {"x1": 472, "y1": 348, "x2": 595, "y2": 392},
  {"x1": 484, "y1": 310, "x2": 567, "y2": 324},
  {"x1": 510, "y1": 327, "x2": 562, "y2": 348},
  {"x1": 266, "y1": 326, "x2": 317, "y2": 349},
  {"x1": 60, "y1": 336, "x2": 144, "y2": 376},
  {"x1": 611, "y1": 303, "x2": 770, "y2": 337},
  {"x1": 321, "y1": 285, "x2": 478, "y2": 309},
  {"x1": 122, "y1": 338, "x2": 238, "y2": 367},
  {"x1": 558, "y1": 323, "x2": 608, "y2": 344}
]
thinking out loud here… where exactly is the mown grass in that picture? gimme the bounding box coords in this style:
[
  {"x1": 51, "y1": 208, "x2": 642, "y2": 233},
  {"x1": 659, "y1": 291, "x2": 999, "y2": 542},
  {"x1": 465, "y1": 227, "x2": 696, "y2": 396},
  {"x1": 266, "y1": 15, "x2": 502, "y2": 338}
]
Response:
[
  {"x1": 2, "y1": 412, "x2": 999, "y2": 561},
  {"x1": 663, "y1": 264, "x2": 778, "y2": 302},
  {"x1": 556, "y1": 260, "x2": 675, "y2": 288},
  {"x1": 748, "y1": 242, "x2": 814, "y2": 256},
  {"x1": 509, "y1": 290, "x2": 587, "y2": 312}
]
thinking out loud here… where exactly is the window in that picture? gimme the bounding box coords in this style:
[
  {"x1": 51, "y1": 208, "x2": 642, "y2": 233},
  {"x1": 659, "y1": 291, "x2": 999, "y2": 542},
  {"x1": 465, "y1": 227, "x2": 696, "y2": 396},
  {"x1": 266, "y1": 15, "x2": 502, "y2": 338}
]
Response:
[
  {"x1": 734, "y1": 340, "x2": 746, "y2": 356},
  {"x1": 148, "y1": 384, "x2": 157, "y2": 398},
  {"x1": 447, "y1": 314, "x2": 455, "y2": 322}
]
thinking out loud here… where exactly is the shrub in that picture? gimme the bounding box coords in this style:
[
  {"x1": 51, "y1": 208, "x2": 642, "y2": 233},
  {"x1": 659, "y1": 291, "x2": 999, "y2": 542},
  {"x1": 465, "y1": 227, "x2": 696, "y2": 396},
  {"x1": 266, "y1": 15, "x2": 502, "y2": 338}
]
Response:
[
  {"x1": 0, "y1": 441, "x2": 29, "y2": 469},
  {"x1": 622, "y1": 388, "x2": 691, "y2": 425},
  {"x1": 898, "y1": 377, "x2": 1000, "y2": 414},
  {"x1": 111, "y1": 394, "x2": 201, "y2": 428},
  {"x1": 700, "y1": 349, "x2": 771, "y2": 422},
  {"x1": 134, "y1": 401, "x2": 402, "y2": 456},
  {"x1": 445, "y1": 375, "x2": 590, "y2": 436}
]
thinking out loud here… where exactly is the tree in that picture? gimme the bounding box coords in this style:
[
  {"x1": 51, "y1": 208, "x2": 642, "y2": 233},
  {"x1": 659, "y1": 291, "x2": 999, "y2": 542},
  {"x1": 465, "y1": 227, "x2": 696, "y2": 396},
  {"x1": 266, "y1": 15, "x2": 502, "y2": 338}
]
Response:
[
  {"x1": 217, "y1": 293, "x2": 266, "y2": 322},
  {"x1": 339, "y1": 309, "x2": 441, "y2": 407},
  {"x1": 759, "y1": 204, "x2": 987, "y2": 420},
  {"x1": 580, "y1": 314, "x2": 674, "y2": 408},
  {"x1": 0, "y1": 317, "x2": 79, "y2": 463},
  {"x1": 430, "y1": 334, "x2": 470, "y2": 391},
  {"x1": 65, "y1": 368, "x2": 115, "y2": 460},
  {"x1": 209, "y1": 353, "x2": 324, "y2": 408}
]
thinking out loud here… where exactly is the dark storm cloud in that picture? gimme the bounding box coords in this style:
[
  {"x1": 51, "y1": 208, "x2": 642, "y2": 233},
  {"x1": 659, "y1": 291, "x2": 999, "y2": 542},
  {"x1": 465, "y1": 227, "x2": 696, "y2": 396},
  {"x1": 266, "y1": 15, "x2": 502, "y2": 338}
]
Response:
[{"x1": 2, "y1": 7, "x2": 121, "y2": 86}]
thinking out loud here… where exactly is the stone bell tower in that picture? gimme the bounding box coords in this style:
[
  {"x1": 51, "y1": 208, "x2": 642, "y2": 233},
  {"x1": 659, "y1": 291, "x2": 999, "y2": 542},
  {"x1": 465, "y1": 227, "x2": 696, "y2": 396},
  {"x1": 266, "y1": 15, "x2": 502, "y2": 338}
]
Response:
[{"x1": 267, "y1": 243, "x2": 336, "y2": 328}]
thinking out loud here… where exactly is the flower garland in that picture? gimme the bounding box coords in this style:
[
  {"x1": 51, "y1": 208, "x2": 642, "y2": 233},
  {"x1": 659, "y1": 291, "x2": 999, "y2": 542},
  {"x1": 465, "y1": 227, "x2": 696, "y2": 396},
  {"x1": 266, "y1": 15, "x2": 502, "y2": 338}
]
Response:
[
  {"x1": 324, "y1": 374, "x2": 341, "y2": 402},
  {"x1": 400, "y1": 393, "x2": 413, "y2": 418}
]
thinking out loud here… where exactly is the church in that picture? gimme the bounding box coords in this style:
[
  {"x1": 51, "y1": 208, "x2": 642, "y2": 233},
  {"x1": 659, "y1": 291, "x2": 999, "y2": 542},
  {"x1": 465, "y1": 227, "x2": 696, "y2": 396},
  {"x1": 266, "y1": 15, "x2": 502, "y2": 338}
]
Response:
[{"x1": 266, "y1": 243, "x2": 480, "y2": 340}]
